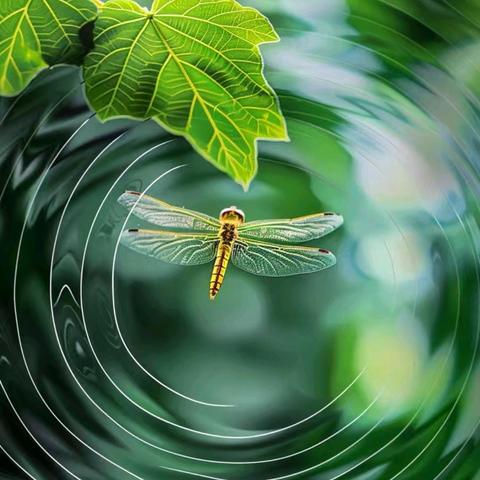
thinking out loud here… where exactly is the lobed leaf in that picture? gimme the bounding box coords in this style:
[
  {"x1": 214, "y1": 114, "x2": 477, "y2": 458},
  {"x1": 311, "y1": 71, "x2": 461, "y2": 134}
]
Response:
[
  {"x1": 83, "y1": 0, "x2": 289, "y2": 189},
  {"x1": 0, "y1": 0, "x2": 97, "y2": 97}
]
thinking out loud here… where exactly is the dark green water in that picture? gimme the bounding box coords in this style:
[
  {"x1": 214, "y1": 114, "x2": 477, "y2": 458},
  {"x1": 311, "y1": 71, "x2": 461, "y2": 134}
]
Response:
[{"x1": 1, "y1": 1, "x2": 480, "y2": 479}]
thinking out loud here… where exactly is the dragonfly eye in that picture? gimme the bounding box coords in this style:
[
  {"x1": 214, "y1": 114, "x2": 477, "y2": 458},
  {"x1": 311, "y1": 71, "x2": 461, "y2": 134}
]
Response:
[{"x1": 235, "y1": 209, "x2": 246, "y2": 222}]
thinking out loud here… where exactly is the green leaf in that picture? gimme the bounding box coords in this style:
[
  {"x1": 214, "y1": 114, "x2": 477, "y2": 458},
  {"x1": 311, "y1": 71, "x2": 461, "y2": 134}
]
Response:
[
  {"x1": 83, "y1": 0, "x2": 289, "y2": 189},
  {"x1": 0, "y1": 0, "x2": 97, "y2": 97}
]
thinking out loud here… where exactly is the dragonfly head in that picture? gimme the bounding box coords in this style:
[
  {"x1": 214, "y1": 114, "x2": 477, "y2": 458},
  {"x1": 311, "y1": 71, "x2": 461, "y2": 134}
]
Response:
[{"x1": 220, "y1": 206, "x2": 245, "y2": 224}]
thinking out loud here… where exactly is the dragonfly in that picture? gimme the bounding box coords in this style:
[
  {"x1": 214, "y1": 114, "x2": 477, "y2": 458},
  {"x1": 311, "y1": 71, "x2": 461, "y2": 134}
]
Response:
[{"x1": 118, "y1": 192, "x2": 343, "y2": 300}]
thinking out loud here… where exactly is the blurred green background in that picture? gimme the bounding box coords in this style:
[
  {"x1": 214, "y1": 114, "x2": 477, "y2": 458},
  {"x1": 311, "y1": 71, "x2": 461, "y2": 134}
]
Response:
[{"x1": 1, "y1": 0, "x2": 480, "y2": 479}]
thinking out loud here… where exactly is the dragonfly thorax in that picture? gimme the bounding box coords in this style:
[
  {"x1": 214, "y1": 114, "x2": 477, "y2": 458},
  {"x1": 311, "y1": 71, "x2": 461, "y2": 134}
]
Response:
[{"x1": 219, "y1": 206, "x2": 245, "y2": 225}]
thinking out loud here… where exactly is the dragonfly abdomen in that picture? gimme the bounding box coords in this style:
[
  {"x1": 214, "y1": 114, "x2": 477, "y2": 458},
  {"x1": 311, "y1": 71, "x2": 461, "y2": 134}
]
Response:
[{"x1": 209, "y1": 240, "x2": 233, "y2": 300}]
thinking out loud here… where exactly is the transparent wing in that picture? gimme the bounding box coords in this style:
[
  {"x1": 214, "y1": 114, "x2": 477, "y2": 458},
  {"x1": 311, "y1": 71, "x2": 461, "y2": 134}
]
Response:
[
  {"x1": 121, "y1": 229, "x2": 218, "y2": 266},
  {"x1": 231, "y1": 240, "x2": 336, "y2": 277},
  {"x1": 238, "y1": 213, "x2": 343, "y2": 243},
  {"x1": 118, "y1": 191, "x2": 220, "y2": 232}
]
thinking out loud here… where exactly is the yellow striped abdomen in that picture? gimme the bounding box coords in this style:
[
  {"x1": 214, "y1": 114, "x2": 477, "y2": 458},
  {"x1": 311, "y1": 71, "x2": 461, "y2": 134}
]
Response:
[{"x1": 209, "y1": 241, "x2": 232, "y2": 300}]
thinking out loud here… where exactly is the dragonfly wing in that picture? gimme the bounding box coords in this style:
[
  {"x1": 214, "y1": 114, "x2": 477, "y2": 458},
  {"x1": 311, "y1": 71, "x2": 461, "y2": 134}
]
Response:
[
  {"x1": 238, "y1": 213, "x2": 343, "y2": 243},
  {"x1": 121, "y1": 229, "x2": 218, "y2": 266},
  {"x1": 118, "y1": 191, "x2": 220, "y2": 232},
  {"x1": 231, "y1": 240, "x2": 336, "y2": 277}
]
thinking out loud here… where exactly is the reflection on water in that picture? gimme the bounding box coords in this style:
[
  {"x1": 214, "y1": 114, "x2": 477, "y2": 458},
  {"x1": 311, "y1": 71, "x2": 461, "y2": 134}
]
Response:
[{"x1": 1, "y1": 0, "x2": 480, "y2": 478}]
